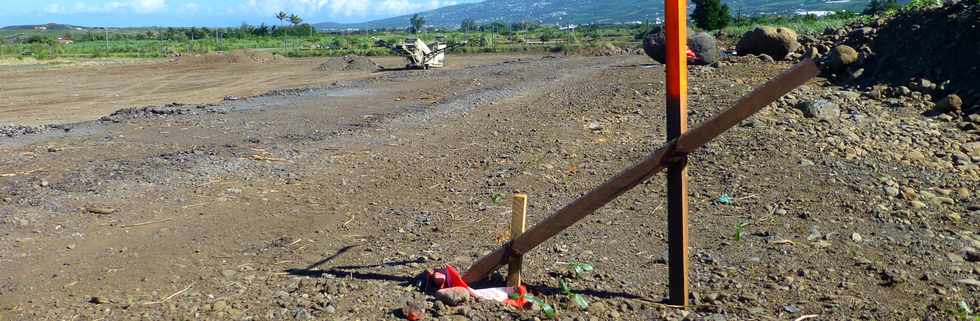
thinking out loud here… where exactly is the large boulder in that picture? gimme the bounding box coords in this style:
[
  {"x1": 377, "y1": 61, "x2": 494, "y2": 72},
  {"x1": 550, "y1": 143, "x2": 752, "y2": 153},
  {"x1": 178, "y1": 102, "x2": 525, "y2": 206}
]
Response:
[
  {"x1": 735, "y1": 26, "x2": 801, "y2": 60},
  {"x1": 829, "y1": 45, "x2": 860, "y2": 72},
  {"x1": 643, "y1": 29, "x2": 720, "y2": 65}
]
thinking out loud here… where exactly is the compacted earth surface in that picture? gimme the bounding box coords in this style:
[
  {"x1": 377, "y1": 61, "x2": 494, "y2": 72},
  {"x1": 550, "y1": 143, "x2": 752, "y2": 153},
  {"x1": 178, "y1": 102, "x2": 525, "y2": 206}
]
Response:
[{"x1": 0, "y1": 53, "x2": 977, "y2": 321}]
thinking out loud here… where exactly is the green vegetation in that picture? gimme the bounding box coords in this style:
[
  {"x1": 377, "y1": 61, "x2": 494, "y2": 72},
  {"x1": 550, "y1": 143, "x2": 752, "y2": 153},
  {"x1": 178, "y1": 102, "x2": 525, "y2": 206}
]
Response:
[
  {"x1": 720, "y1": 11, "x2": 862, "y2": 36},
  {"x1": 0, "y1": 0, "x2": 941, "y2": 62},
  {"x1": 692, "y1": 0, "x2": 733, "y2": 31},
  {"x1": 734, "y1": 222, "x2": 750, "y2": 241},
  {"x1": 508, "y1": 262, "x2": 596, "y2": 320},
  {"x1": 0, "y1": 20, "x2": 651, "y2": 60},
  {"x1": 863, "y1": 0, "x2": 902, "y2": 14}
]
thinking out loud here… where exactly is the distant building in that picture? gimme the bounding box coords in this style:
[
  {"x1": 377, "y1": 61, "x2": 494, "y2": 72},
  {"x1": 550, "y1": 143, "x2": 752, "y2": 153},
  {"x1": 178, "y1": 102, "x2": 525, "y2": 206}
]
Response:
[
  {"x1": 57, "y1": 36, "x2": 73, "y2": 45},
  {"x1": 34, "y1": 26, "x2": 48, "y2": 30}
]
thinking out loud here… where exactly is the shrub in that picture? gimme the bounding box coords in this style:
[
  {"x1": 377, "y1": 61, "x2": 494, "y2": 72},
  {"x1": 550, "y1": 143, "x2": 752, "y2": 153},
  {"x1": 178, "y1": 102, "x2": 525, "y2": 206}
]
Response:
[
  {"x1": 692, "y1": 0, "x2": 733, "y2": 30},
  {"x1": 864, "y1": 0, "x2": 901, "y2": 15}
]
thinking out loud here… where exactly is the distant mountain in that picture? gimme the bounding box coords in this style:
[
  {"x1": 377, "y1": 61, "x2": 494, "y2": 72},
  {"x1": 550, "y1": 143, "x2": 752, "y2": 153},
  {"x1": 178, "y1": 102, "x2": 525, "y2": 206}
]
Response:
[
  {"x1": 1, "y1": 23, "x2": 88, "y2": 30},
  {"x1": 315, "y1": 0, "x2": 868, "y2": 30}
]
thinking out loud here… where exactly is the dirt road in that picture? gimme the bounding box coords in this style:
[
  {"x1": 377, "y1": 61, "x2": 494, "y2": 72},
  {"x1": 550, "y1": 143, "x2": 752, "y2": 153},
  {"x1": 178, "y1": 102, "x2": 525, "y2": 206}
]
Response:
[
  {"x1": 0, "y1": 54, "x2": 513, "y2": 126},
  {"x1": 0, "y1": 54, "x2": 977, "y2": 320}
]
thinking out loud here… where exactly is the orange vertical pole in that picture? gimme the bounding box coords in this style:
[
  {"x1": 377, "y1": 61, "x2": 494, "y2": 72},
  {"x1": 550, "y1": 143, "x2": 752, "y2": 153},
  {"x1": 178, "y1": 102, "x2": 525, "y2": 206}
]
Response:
[{"x1": 664, "y1": 0, "x2": 690, "y2": 307}]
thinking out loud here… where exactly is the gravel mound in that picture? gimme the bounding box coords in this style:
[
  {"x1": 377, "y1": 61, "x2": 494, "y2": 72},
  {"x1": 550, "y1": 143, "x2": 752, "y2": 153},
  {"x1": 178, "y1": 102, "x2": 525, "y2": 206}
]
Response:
[
  {"x1": 173, "y1": 50, "x2": 281, "y2": 65},
  {"x1": 0, "y1": 124, "x2": 50, "y2": 137},
  {"x1": 318, "y1": 56, "x2": 380, "y2": 72}
]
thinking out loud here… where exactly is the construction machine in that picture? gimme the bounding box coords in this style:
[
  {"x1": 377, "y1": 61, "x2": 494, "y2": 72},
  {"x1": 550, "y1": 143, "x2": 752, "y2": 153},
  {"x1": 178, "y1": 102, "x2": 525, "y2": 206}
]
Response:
[{"x1": 376, "y1": 37, "x2": 458, "y2": 69}]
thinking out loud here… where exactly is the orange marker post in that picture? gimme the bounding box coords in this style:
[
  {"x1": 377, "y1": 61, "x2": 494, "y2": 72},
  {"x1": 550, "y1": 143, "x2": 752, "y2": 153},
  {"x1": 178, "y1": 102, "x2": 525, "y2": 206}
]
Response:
[{"x1": 664, "y1": 0, "x2": 690, "y2": 307}]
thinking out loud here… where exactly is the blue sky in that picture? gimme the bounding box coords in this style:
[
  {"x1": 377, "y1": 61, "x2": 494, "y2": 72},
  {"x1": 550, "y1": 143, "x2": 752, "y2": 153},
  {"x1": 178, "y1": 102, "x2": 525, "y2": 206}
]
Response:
[{"x1": 1, "y1": 0, "x2": 481, "y2": 27}]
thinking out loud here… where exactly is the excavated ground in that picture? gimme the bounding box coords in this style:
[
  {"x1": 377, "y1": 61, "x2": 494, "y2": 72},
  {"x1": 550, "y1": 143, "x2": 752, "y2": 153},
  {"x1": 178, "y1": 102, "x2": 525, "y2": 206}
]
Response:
[{"x1": 0, "y1": 54, "x2": 977, "y2": 321}]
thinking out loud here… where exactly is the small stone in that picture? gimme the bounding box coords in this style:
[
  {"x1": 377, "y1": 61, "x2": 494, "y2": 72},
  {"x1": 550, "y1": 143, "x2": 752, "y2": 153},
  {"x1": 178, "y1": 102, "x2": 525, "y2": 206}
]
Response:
[
  {"x1": 213, "y1": 300, "x2": 228, "y2": 312},
  {"x1": 896, "y1": 86, "x2": 912, "y2": 96},
  {"x1": 323, "y1": 305, "x2": 336, "y2": 314},
  {"x1": 435, "y1": 287, "x2": 470, "y2": 306},
  {"x1": 937, "y1": 94, "x2": 963, "y2": 112},
  {"x1": 590, "y1": 301, "x2": 609, "y2": 314},
  {"x1": 796, "y1": 100, "x2": 841, "y2": 120},
  {"x1": 907, "y1": 150, "x2": 927, "y2": 162},
  {"x1": 87, "y1": 207, "x2": 116, "y2": 215},
  {"x1": 956, "y1": 188, "x2": 971, "y2": 199},
  {"x1": 851, "y1": 233, "x2": 863, "y2": 242},
  {"x1": 784, "y1": 305, "x2": 801, "y2": 313},
  {"x1": 609, "y1": 310, "x2": 621, "y2": 319},
  {"x1": 884, "y1": 186, "x2": 900, "y2": 197},
  {"x1": 221, "y1": 269, "x2": 237, "y2": 278},
  {"x1": 704, "y1": 292, "x2": 722, "y2": 303},
  {"x1": 89, "y1": 297, "x2": 107, "y2": 304},
  {"x1": 917, "y1": 78, "x2": 936, "y2": 91},
  {"x1": 910, "y1": 201, "x2": 927, "y2": 209},
  {"x1": 587, "y1": 121, "x2": 602, "y2": 131},
  {"x1": 292, "y1": 308, "x2": 312, "y2": 320}
]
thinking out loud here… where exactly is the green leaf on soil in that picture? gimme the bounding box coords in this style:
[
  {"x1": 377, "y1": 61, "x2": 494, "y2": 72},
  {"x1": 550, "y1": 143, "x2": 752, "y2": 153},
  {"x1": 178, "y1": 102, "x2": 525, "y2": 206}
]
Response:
[
  {"x1": 735, "y1": 222, "x2": 750, "y2": 241},
  {"x1": 525, "y1": 295, "x2": 557, "y2": 319},
  {"x1": 570, "y1": 293, "x2": 589, "y2": 310},
  {"x1": 559, "y1": 278, "x2": 571, "y2": 295},
  {"x1": 569, "y1": 262, "x2": 593, "y2": 278}
]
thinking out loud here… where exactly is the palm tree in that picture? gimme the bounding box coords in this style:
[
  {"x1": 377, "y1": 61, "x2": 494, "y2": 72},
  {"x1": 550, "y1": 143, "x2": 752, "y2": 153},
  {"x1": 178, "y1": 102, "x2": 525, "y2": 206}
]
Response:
[
  {"x1": 289, "y1": 14, "x2": 303, "y2": 47},
  {"x1": 275, "y1": 11, "x2": 288, "y2": 49}
]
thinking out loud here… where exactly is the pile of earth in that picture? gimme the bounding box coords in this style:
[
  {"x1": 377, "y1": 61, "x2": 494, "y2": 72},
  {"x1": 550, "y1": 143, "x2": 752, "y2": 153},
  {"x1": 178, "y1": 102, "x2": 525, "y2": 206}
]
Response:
[
  {"x1": 317, "y1": 55, "x2": 381, "y2": 72},
  {"x1": 590, "y1": 42, "x2": 631, "y2": 56},
  {"x1": 173, "y1": 50, "x2": 282, "y2": 65},
  {"x1": 803, "y1": 1, "x2": 980, "y2": 114}
]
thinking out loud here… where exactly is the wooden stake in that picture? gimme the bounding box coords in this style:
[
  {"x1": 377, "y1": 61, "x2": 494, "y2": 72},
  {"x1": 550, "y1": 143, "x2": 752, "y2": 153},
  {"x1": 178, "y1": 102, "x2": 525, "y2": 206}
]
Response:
[
  {"x1": 507, "y1": 193, "x2": 528, "y2": 287},
  {"x1": 462, "y1": 60, "x2": 820, "y2": 285},
  {"x1": 665, "y1": 0, "x2": 690, "y2": 306}
]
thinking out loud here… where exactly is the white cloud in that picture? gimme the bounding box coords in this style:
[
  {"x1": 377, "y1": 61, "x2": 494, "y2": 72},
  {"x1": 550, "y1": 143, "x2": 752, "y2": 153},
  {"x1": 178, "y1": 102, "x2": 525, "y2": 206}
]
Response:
[
  {"x1": 241, "y1": 0, "x2": 460, "y2": 18},
  {"x1": 44, "y1": 3, "x2": 67, "y2": 13},
  {"x1": 131, "y1": 0, "x2": 167, "y2": 13},
  {"x1": 177, "y1": 2, "x2": 201, "y2": 14},
  {"x1": 43, "y1": 0, "x2": 168, "y2": 14}
]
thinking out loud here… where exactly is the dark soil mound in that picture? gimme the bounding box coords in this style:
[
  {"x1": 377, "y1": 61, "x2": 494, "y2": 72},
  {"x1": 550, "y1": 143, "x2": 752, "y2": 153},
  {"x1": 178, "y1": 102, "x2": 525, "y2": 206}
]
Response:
[
  {"x1": 318, "y1": 56, "x2": 380, "y2": 72},
  {"x1": 811, "y1": 2, "x2": 979, "y2": 112},
  {"x1": 861, "y1": 3, "x2": 979, "y2": 104}
]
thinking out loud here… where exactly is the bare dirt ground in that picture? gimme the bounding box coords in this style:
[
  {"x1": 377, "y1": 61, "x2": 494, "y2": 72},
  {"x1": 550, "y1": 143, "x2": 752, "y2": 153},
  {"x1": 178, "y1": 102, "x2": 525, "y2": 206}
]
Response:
[
  {"x1": 0, "y1": 54, "x2": 513, "y2": 126},
  {"x1": 0, "y1": 53, "x2": 977, "y2": 321}
]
